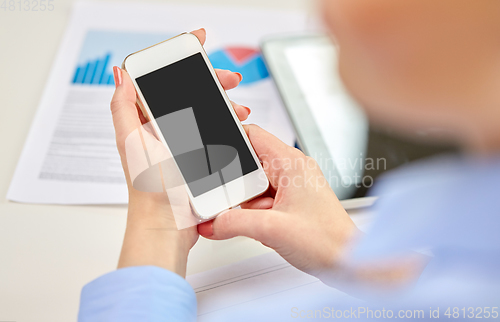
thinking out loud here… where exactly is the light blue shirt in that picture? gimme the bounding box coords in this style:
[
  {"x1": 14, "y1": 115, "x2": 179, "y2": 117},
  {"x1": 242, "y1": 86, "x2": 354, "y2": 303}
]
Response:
[
  {"x1": 353, "y1": 155, "x2": 500, "y2": 307},
  {"x1": 78, "y1": 155, "x2": 500, "y2": 321},
  {"x1": 78, "y1": 266, "x2": 197, "y2": 321}
]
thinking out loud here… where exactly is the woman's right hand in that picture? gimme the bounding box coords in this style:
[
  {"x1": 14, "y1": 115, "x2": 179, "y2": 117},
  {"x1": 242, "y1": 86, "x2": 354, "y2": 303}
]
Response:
[{"x1": 198, "y1": 124, "x2": 360, "y2": 277}]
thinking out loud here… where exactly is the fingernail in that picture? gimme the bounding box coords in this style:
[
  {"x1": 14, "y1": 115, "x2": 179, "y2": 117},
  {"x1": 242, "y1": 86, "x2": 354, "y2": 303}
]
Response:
[
  {"x1": 242, "y1": 105, "x2": 251, "y2": 115},
  {"x1": 199, "y1": 221, "x2": 213, "y2": 237},
  {"x1": 235, "y1": 72, "x2": 243, "y2": 82},
  {"x1": 113, "y1": 66, "x2": 122, "y2": 88}
]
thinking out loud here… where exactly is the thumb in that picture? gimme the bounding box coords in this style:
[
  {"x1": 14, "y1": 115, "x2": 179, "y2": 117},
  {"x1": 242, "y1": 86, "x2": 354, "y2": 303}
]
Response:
[
  {"x1": 243, "y1": 124, "x2": 305, "y2": 190},
  {"x1": 110, "y1": 66, "x2": 143, "y2": 154},
  {"x1": 198, "y1": 208, "x2": 277, "y2": 244}
]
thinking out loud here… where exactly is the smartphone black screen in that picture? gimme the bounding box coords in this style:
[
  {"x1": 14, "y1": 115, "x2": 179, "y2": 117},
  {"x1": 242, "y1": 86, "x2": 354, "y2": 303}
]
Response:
[{"x1": 136, "y1": 52, "x2": 258, "y2": 197}]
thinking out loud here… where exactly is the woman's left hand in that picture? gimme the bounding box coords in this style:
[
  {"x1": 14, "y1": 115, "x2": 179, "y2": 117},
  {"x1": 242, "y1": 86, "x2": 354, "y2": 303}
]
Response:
[{"x1": 110, "y1": 28, "x2": 249, "y2": 277}]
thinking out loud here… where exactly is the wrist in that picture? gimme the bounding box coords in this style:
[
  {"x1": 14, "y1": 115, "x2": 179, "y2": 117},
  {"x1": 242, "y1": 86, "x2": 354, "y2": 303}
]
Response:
[
  {"x1": 128, "y1": 190, "x2": 172, "y2": 219},
  {"x1": 118, "y1": 191, "x2": 194, "y2": 277},
  {"x1": 118, "y1": 217, "x2": 192, "y2": 277},
  {"x1": 117, "y1": 228, "x2": 190, "y2": 277}
]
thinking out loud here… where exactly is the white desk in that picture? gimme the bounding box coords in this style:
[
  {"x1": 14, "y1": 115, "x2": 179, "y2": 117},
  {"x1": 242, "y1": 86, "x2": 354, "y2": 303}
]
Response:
[{"x1": 0, "y1": 1, "x2": 371, "y2": 321}]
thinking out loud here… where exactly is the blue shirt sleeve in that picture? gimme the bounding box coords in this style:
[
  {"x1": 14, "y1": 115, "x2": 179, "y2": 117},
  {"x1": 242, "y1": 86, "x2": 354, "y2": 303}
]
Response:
[{"x1": 78, "y1": 266, "x2": 197, "y2": 322}]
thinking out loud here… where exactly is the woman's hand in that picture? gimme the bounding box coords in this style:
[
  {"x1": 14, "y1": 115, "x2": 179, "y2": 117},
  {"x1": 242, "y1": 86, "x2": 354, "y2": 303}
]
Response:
[
  {"x1": 198, "y1": 124, "x2": 360, "y2": 277},
  {"x1": 111, "y1": 28, "x2": 249, "y2": 277},
  {"x1": 197, "y1": 126, "x2": 427, "y2": 294}
]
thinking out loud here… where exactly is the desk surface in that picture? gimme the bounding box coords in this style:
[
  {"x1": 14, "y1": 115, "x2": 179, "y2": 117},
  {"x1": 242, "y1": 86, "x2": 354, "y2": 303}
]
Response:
[{"x1": 0, "y1": 1, "x2": 372, "y2": 321}]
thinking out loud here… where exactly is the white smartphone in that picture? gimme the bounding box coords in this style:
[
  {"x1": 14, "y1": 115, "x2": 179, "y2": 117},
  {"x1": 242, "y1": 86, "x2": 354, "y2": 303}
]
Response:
[{"x1": 122, "y1": 32, "x2": 269, "y2": 220}]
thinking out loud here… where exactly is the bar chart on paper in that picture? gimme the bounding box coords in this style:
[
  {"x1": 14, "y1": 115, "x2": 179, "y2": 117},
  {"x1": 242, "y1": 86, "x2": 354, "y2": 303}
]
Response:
[
  {"x1": 73, "y1": 53, "x2": 114, "y2": 85},
  {"x1": 72, "y1": 33, "x2": 270, "y2": 86},
  {"x1": 71, "y1": 31, "x2": 171, "y2": 86}
]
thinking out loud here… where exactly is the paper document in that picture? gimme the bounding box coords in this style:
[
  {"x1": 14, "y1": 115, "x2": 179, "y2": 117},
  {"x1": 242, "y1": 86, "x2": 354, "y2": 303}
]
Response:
[
  {"x1": 187, "y1": 251, "x2": 362, "y2": 321},
  {"x1": 8, "y1": 1, "x2": 307, "y2": 204}
]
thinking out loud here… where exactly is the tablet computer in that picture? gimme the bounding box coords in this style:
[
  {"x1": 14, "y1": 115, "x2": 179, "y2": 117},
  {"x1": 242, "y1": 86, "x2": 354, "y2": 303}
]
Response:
[{"x1": 261, "y1": 34, "x2": 456, "y2": 209}]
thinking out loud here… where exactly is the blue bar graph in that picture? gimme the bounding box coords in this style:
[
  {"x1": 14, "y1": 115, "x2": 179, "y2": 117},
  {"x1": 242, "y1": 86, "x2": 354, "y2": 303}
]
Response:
[{"x1": 72, "y1": 53, "x2": 114, "y2": 86}]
